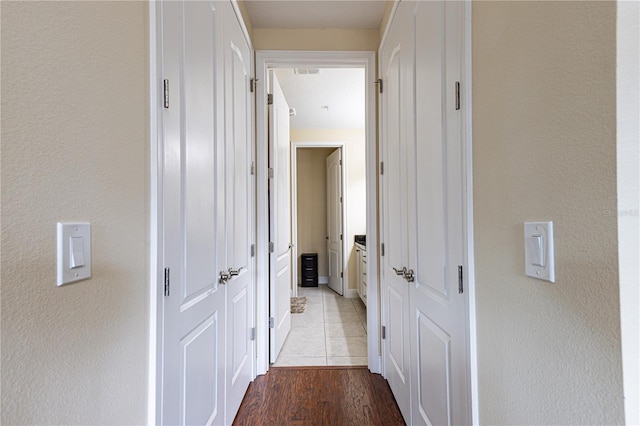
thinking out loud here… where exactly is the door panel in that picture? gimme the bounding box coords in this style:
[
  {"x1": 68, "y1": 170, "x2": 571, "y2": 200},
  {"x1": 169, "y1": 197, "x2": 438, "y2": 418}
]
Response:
[
  {"x1": 161, "y1": 1, "x2": 225, "y2": 425},
  {"x1": 416, "y1": 311, "x2": 451, "y2": 426},
  {"x1": 269, "y1": 70, "x2": 292, "y2": 363},
  {"x1": 224, "y1": 2, "x2": 254, "y2": 420},
  {"x1": 326, "y1": 149, "x2": 343, "y2": 295},
  {"x1": 183, "y1": 314, "x2": 220, "y2": 426}
]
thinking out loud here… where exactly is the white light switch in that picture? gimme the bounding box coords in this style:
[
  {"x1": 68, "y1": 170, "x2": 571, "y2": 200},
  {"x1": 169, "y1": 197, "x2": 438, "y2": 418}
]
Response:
[
  {"x1": 57, "y1": 223, "x2": 91, "y2": 286},
  {"x1": 524, "y1": 221, "x2": 555, "y2": 282}
]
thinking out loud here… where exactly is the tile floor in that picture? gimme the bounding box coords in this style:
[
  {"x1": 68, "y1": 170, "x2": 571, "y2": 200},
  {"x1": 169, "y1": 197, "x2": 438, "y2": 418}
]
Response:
[{"x1": 273, "y1": 285, "x2": 368, "y2": 367}]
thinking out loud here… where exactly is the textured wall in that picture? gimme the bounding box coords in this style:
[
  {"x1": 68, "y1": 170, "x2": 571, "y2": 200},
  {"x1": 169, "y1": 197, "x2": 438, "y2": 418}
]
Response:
[
  {"x1": 296, "y1": 148, "x2": 336, "y2": 278},
  {"x1": 290, "y1": 129, "x2": 367, "y2": 292},
  {"x1": 472, "y1": 1, "x2": 624, "y2": 424},
  {"x1": 1, "y1": 2, "x2": 149, "y2": 424}
]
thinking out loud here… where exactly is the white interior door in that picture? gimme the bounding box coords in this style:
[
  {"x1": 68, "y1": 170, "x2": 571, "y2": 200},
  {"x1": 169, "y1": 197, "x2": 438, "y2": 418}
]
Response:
[
  {"x1": 160, "y1": 1, "x2": 225, "y2": 424},
  {"x1": 326, "y1": 148, "x2": 344, "y2": 295},
  {"x1": 408, "y1": 2, "x2": 469, "y2": 424},
  {"x1": 223, "y1": 2, "x2": 254, "y2": 421},
  {"x1": 380, "y1": 2, "x2": 414, "y2": 422},
  {"x1": 268, "y1": 70, "x2": 292, "y2": 363}
]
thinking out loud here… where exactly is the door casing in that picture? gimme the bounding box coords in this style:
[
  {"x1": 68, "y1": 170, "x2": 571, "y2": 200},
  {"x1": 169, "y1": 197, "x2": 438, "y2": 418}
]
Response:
[{"x1": 255, "y1": 51, "x2": 379, "y2": 375}]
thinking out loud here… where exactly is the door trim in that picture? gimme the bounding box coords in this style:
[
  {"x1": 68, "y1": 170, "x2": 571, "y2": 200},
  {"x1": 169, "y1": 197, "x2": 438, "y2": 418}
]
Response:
[
  {"x1": 290, "y1": 142, "x2": 347, "y2": 298},
  {"x1": 256, "y1": 50, "x2": 379, "y2": 375},
  {"x1": 149, "y1": 2, "x2": 161, "y2": 423}
]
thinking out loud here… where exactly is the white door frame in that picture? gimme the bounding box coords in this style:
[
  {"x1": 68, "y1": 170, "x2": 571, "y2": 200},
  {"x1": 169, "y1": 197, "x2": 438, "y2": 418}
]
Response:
[
  {"x1": 291, "y1": 142, "x2": 347, "y2": 297},
  {"x1": 256, "y1": 51, "x2": 379, "y2": 375}
]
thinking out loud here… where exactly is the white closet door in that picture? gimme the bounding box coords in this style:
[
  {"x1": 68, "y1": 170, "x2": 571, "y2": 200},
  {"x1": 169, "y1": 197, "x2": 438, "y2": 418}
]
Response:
[
  {"x1": 326, "y1": 148, "x2": 344, "y2": 295},
  {"x1": 223, "y1": 1, "x2": 254, "y2": 421},
  {"x1": 380, "y1": 2, "x2": 414, "y2": 422},
  {"x1": 160, "y1": 1, "x2": 226, "y2": 424},
  {"x1": 268, "y1": 70, "x2": 292, "y2": 363}
]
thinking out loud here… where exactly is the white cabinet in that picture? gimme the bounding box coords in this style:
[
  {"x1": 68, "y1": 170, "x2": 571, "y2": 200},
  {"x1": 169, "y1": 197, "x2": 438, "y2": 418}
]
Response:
[{"x1": 355, "y1": 243, "x2": 367, "y2": 305}]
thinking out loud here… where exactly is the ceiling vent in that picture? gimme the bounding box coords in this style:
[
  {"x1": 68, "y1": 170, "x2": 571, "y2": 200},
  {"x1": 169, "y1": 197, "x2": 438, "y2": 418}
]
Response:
[{"x1": 293, "y1": 68, "x2": 320, "y2": 75}]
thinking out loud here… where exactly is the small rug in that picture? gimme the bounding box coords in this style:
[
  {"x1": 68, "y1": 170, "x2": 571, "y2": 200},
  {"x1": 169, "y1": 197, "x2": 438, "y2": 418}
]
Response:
[{"x1": 290, "y1": 297, "x2": 307, "y2": 314}]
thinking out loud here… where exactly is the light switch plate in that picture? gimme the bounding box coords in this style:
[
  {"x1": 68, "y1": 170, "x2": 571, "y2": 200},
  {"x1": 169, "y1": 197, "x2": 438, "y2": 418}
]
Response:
[
  {"x1": 57, "y1": 223, "x2": 91, "y2": 286},
  {"x1": 524, "y1": 221, "x2": 555, "y2": 283}
]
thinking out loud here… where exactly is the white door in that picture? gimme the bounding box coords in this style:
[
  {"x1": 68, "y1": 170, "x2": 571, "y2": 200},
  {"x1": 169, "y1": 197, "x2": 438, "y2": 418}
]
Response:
[
  {"x1": 223, "y1": 2, "x2": 254, "y2": 421},
  {"x1": 408, "y1": 2, "x2": 469, "y2": 424},
  {"x1": 326, "y1": 148, "x2": 344, "y2": 295},
  {"x1": 160, "y1": 1, "x2": 225, "y2": 424},
  {"x1": 380, "y1": 2, "x2": 414, "y2": 422},
  {"x1": 268, "y1": 70, "x2": 292, "y2": 363}
]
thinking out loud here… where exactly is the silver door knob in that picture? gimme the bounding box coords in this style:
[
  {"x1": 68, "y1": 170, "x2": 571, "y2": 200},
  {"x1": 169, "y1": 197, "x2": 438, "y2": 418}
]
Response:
[
  {"x1": 219, "y1": 270, "x2": 230, "y2": 284},
  {"x1": 392, "y1": 266, "x2": 406, "y2": 276},
  {"x1": 228, "y1": 266, "x2": 244, "y2": 277},
  {"x1": 403, "y1": 268, "x2": 415, "y2": 282}
]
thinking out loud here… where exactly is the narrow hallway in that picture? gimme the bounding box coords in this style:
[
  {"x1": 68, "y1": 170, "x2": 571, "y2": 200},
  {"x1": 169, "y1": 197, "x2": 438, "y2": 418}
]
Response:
[{"x1": 233, "y1": 366, "x2": 405, "y2": 425}]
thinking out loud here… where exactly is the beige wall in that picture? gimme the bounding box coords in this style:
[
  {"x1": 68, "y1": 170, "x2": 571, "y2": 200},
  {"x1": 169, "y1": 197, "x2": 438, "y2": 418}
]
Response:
[
  {"x1": 473, "y1": 1, "x2": 624, "y2": 424},
  {"x1": 253, "y1": 28, "x2": 379, "y2": 51},
  {"x1": 1, "y1": 2, "x2": 149, "y2": 424},
  {"x1": 296, "y1": 148, "x2": 336, "y2": 278},
  {"x1": 291, "y1": 129, "x2": 367, "y2": 292}
]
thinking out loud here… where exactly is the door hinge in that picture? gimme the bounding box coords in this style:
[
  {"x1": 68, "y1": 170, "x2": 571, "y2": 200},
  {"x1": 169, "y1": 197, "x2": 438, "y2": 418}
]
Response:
[
  {"x1": 163, "y1": 79, "x2": 170, "y2": 109},
  {"x1": 455, "y1": 81, "x2": 461, "y2": 111},
  {"x1": 267, "y1": 93, "x2": 273, "y2": 105},
  {"x1": 251, "y1": 244, "x2": 255, "y2": 257},
  {"x1": 339, "y1": 196, "x2": 343, "y2": 203},
  {"x1": 250, "y1": 161, "x2": 255, "y2": 175},
  {"x1": 381, "y1": 325, "x2": 386, "y2": 339},
  {"x1": 339, "y1": 159, "x2": 342, "y2": 165},
  {"x1": 458, "y1": 265, "x2": 464, "y2": 294},
  {"x1": 269, "y1": 242, "x2": 274, "y2": 253},
  {"x1": 269, "y1": 317, "x2": 275, "y2": 328},
  {"x1": 340, "y1": 272, "x2": 343, "y2": 278},
  {"x1": 340, "y1": 234, "x2": 343, "y2": 241},
  {"x1": 381, "y1": 243, "x2": 385, "y2": 256},
  {"x1": 164, "y1": 267, "x2": 170, "y2": 296},
  {"x1": 250, "y1": 77, "x2": 257, "y2": 93},
  {"x1": 380, "y1": 162, "x2": 384, "y2": 175},
  {"x1": 375, "y1": 78, "x2": 383, "y2": 94},
  {"x1": 250, "y1": 327, "x2": 256, "y2": 341},
  {"x1": 268, "y1": 168, "x2": 274, "y2": 178}
]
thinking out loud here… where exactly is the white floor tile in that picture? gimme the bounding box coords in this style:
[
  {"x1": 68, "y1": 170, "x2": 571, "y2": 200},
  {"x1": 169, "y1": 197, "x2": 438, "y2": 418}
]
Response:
[
  {"x1": 273, "y1": 356, "x2": 327, "y2": 367},
  {"x1": 327, "y1": 357, "x2": 368, "y2": 366},
  {"x1": 326, "y1": 336, "x2": 368, "y2": 357},
  {"x1": 325, "y1": 321, "x2": 366, "y2": 338}
]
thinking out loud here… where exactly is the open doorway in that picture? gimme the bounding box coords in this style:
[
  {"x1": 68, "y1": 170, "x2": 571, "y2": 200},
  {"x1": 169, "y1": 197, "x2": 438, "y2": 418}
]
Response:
[
  {"x1": 270, "y1": 68, "x2": 367, "y2": 367},
  {"x1": 255, "y1": 51, "x2": 379, "y2": 375}
]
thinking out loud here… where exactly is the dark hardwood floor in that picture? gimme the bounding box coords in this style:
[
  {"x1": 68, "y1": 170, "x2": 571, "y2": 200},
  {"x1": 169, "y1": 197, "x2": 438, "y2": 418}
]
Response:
[{"x1": 233, "y1": 366, "x2": 405, "y2": 425}]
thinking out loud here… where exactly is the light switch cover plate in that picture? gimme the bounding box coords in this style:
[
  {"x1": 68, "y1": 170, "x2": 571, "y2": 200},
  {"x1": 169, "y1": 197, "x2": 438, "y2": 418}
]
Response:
[
  {"x1": 57, "y1": 222, "x2": 91, "y2": 286},
  {"x1": 524, "y1": 221, "x2": 555, "y2": 283}
]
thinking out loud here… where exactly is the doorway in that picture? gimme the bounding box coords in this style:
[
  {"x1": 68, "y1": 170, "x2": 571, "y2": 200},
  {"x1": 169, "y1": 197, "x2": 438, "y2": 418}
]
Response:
[{"x1": 255, "y1": 51, "x2": 379, "y2": 375}]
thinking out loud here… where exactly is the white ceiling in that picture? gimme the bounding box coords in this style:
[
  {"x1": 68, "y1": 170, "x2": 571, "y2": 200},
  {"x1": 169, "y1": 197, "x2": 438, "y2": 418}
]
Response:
[
  {"x1": 244, "y1": 0, "x2": 388, "y2": 29},
  {"x1": 274, "y1": 68, "x2": 365, "y2": 129}
]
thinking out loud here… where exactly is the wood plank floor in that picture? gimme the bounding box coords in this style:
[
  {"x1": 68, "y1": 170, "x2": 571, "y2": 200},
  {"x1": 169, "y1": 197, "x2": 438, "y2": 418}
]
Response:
[{"x1": 233, "y1": 366, "x2": 405, "y2": 425}]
